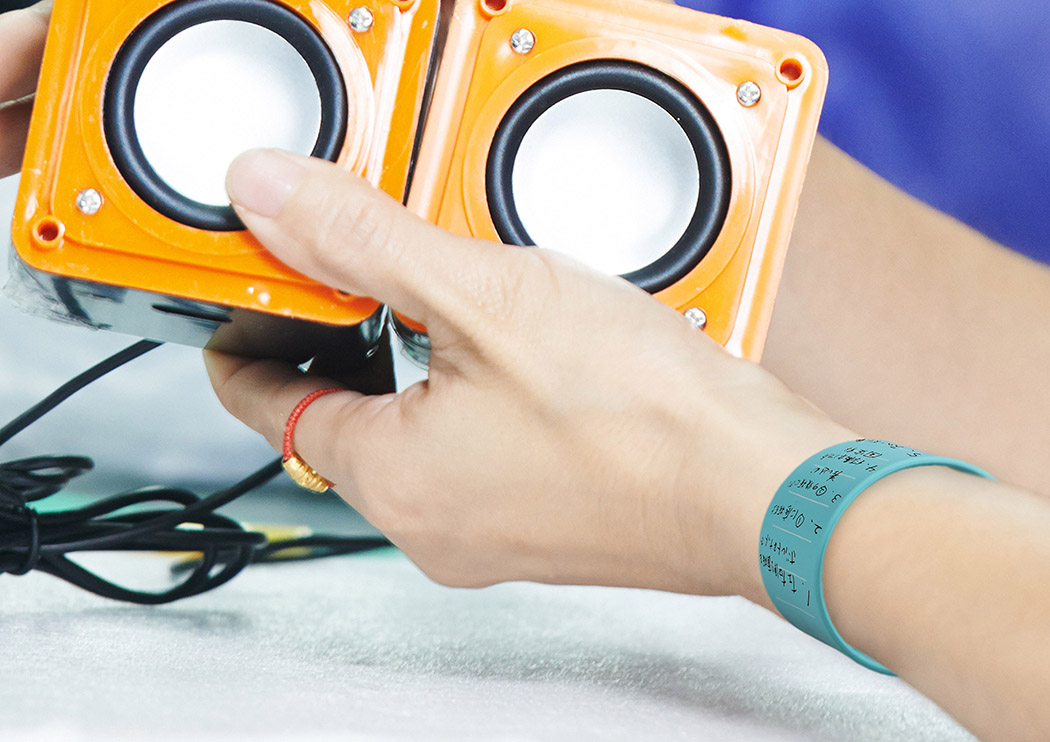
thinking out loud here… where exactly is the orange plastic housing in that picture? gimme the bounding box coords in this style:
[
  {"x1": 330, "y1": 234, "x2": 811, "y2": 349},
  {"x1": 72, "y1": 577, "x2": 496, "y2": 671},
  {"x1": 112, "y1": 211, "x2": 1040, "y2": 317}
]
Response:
[
  {"x1": 11, "y1": 0, "x2": 440, "y2": 334},
  {"x1": 11, "y1": 0, "x2": 826, "y2": 363},
  {"x1": 406, "y1": 0, "x2": 828, "y2": 360}
]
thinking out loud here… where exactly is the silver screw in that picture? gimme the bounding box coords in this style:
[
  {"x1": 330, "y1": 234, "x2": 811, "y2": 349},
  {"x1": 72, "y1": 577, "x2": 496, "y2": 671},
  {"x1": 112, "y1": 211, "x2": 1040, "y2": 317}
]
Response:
[
  {"x1": 510, "y1": 28, "x2": 536, "y2": 55},
  {"x1": 736, "y1": 81, "x2": 761, "y2": 107},
  {"x1": 75, "y1": 188, "x2": 103, "y2": 215},
  {"x1": 684, "y1": 307, "x2": 707, "y2": 330},
  {"x1": 348, "y1": 6, "x2": 374, "y2": 32}
]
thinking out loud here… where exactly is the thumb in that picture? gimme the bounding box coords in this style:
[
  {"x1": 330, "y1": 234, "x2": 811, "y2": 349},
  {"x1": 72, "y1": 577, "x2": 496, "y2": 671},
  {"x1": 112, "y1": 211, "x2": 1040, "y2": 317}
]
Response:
[{"x1": 226, "y1": 148, "x2": 489, "y2": 328}]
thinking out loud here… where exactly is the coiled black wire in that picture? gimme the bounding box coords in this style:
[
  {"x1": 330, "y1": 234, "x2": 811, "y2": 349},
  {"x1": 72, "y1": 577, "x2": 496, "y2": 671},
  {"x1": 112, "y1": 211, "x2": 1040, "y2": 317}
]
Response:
[{"x1": 0, "y1": 340, "x2": 390, "y2": 604}]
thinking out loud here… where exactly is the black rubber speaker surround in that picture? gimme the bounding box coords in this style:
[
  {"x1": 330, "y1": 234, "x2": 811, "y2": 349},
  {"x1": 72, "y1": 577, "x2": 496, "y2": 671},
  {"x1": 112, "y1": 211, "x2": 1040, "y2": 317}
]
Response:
[
  {"x1": 103, "y1": 0, "x2": 347, "y2": 232},
  {"x1": 486, "y1": 60, "x2": 732, "y2": 294}
]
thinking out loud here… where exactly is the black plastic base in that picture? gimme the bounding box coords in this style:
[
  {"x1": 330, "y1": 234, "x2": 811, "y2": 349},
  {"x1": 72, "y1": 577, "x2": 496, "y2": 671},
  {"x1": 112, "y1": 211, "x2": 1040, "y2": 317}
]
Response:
[{"x1": 8, "y1": 251, "x2": 385, "y2": 368}]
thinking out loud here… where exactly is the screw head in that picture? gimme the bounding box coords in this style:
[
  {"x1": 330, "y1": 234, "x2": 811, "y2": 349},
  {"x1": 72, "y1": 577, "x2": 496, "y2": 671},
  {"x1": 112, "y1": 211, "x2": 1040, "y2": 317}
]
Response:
[
  {"x1": 75, "y1": 189, "x2": 103, "y2": 215},
  {"x1": 510, "y1": 28, "x2": 536, "y2": 55},
  {"x1": 684, "y1": 307, "x2": 707, "y2": 330},
  {"x1": 736, "y1": 81, "x2": 761, "y2": 107},
  {"x1": 348, "y1": 6, "x2": 374, "y2": 32}
]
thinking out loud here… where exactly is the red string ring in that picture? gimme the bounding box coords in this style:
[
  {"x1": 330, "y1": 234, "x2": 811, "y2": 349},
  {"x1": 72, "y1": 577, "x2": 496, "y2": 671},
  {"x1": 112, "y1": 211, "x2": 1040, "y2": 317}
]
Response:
[{"x1": 281, "y1": 388, "x2": 344, "y2": 492}]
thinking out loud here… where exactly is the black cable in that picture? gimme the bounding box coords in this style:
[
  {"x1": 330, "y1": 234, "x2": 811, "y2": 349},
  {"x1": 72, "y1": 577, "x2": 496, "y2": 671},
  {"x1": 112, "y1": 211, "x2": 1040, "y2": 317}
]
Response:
[
  {"x1": 0, "y1": 339, "x2": 162, "y2": 447},
  {"x1": 171, "y1": 534, "x2": 394, "y2": 576},
  {"x1": 0, "y1": 340, "x2": 392, "y2": 604}
]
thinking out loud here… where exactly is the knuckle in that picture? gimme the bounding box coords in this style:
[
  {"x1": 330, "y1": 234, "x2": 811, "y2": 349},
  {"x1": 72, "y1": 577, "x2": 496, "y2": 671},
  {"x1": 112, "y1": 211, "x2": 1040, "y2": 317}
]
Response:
[
  {"x1": 503, "y1": 248, "x2": 563, "y2": 318},
  {"x1": 341, "y1": 194, "x2": 398, "y2": 258},
  {"x1": 447, "y1": 246, "x2": 558, "y2": 336},
  {"x1": 292, "y1": 181, "x2": 401, "y2": 277},
  {"x1": 489, "y1": 249, "x2": 544, "y2": 314}
]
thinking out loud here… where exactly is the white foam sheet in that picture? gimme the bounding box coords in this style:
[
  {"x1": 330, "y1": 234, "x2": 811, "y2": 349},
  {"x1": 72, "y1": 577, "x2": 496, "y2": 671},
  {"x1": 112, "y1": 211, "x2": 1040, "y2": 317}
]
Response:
[{"x1": 0, "y1": 552, "x2": 973, "y2": 742}]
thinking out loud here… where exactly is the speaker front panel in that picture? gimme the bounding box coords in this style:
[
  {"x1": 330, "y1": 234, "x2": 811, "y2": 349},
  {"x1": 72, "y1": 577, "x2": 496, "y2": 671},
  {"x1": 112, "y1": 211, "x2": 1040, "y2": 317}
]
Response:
[
  {"x1": 485, "y1": 59, "x2": 732, "y2": 294},
  {"x1": 406, "y1": 0, "x2": 827, "y2": 360},
  {"x1": 503, "y1": 85, "x2": 703, "y2": 279},
  {"x1": 102, "y1": 0, "x2": 349, "y2": 232},
  {"x1": 13, "y1": 0, "x2": 441, "y2": 353}
]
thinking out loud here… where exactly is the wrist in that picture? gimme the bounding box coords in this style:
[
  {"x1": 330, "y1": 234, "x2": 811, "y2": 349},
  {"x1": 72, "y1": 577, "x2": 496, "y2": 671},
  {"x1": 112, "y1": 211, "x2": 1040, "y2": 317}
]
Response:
[
  {"x1": 726, "y1": 418, "x2": 858, "y2": 607},
  {"x1": 757, "y1": 442, "x2": 994, "y2": 677},
  {"x1": 662, "y1": 367, "x2": 857, "y2": 601}
]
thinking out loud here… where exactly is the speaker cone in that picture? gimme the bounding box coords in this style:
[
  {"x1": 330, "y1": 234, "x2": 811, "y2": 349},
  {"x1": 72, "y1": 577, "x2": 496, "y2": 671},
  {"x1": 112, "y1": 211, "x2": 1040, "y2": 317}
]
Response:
[
  {"x1": 486, "y1": 60, "x2": 731, "y2": 293},
  {"x1": 103, "y1": 0, "x2": 348, "y2": 232}
]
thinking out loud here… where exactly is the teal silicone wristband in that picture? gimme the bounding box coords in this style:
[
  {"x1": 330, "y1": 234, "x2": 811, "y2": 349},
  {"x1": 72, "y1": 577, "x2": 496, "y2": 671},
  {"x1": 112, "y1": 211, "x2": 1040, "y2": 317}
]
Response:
[{"x1": 759, "y1": 439, "x2": 994, "y2": 674}]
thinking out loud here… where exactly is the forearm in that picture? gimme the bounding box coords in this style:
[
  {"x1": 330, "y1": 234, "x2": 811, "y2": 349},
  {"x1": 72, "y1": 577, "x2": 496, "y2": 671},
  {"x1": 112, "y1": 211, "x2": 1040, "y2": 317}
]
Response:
[
  {"x1": 804, "y1": 466, "x2": 1050, "y2": 741},
  {"x1": 765, "y1": 139, "x2": 1050, "y2": 496}
]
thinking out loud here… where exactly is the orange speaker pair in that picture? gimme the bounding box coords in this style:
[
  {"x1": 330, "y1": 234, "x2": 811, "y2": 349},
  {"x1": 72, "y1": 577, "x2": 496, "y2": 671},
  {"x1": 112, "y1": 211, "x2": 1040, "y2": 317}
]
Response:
[{"x1": 10, "y1": 0, "x2": 827, "y2": 363}]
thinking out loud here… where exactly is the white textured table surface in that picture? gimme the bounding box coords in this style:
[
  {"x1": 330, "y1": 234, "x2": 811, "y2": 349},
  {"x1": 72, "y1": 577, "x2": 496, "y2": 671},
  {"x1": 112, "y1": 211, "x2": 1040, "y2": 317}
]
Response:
[{"x1": 1, "y1": 551, "x2": 973, "y2": 742}]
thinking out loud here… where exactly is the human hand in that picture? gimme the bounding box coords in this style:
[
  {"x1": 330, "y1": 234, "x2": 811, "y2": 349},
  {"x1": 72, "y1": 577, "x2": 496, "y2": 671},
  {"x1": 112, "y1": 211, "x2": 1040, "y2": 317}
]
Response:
[
  {"x1": 0, "y1": 1, "x2": 51, "y2": 178},
  {"x1": 206, "y1": 148, "x2": 853, "y2": 598}
]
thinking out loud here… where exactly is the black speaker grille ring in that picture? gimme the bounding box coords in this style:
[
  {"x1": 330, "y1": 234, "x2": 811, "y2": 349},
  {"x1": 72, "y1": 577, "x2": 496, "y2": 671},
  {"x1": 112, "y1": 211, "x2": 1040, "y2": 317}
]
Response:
[
  {"x1": 103, "y1": 0, "x2": 348, "y2": 232},
  {"x1": 486, "y1": 60, "x2": 732, "y2": 294}
]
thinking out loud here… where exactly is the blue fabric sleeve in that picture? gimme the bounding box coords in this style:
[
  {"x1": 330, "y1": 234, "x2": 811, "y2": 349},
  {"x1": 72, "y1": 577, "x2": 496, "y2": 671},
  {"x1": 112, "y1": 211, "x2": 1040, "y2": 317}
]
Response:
[{"x1": 677, "y1": 0, "x2": 1050, "y2": 264}]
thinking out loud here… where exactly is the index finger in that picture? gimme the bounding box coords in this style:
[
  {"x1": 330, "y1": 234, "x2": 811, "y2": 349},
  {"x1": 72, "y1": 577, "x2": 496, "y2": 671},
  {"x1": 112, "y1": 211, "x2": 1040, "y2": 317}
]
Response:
[{"x1": 225, "y1": 149, "x2": 504, "y2": 332}]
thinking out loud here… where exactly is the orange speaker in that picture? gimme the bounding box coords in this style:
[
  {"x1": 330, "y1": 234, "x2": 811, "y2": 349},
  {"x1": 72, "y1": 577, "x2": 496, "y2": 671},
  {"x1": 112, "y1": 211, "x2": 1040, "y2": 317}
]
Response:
[
  {"x1": 10, "y1": 0, "x2": 827, "y2": 364},
  {"x1": 10, "y1": 0, "x2": 441, "y2": 360},
  {"x1": 398, "y1": 0, "x2": 827, "y2": 362}
]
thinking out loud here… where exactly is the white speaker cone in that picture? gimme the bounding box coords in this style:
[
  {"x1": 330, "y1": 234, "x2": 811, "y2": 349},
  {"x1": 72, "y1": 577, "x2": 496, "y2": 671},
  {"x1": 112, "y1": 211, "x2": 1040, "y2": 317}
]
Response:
[
  {"x1": 511, "y1": 89, "x2": 701, "y2": 277},
  {"x1": 133, "y1": 20, "x2": 324, "y2": 207}
]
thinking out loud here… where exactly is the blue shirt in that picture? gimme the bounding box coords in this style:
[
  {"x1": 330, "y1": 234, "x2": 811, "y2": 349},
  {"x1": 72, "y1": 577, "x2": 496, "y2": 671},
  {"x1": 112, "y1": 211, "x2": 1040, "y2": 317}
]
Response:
[{"x1": 677, "y1": 1, "x2": 1050, "y2": 264}]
